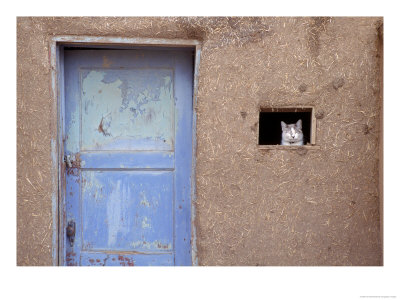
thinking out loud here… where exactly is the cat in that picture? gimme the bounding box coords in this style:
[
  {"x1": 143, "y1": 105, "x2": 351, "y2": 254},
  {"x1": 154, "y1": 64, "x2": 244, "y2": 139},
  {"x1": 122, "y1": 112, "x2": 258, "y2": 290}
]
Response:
[{"x1": 281, "y1": 119, "x2": 304, "y2": 145}]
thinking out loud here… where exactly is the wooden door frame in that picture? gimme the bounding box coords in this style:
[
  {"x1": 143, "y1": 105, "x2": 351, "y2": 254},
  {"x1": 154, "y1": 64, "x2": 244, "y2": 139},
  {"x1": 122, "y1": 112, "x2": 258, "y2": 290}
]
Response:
[{"x1": 50, "y1": 36, "x2": 201, "y2": 266}]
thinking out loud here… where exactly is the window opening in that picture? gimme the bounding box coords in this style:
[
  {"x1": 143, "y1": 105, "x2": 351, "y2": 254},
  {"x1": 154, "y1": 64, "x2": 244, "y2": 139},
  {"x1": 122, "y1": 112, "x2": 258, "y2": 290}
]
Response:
[{"x1": 258, "y1": 107, "x2": 314, "y2": 146}]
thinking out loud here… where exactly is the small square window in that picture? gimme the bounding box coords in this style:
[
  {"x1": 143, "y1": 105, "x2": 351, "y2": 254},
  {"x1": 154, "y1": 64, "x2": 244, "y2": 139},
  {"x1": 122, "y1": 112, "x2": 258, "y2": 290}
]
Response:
[{"x1": 258, "y1": 107, "x2": 316, "y2": 146}]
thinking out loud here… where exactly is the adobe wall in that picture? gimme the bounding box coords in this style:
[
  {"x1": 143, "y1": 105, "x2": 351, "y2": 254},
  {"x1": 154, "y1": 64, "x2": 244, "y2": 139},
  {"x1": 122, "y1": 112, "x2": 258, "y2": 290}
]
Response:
[{"x1": 17, "y1": 17, "x2": 383, "y2": 265}]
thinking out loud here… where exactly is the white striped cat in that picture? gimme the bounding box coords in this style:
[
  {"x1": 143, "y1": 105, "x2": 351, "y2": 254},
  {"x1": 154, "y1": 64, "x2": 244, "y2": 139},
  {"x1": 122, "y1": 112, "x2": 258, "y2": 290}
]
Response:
[{"x1": 281, "y1": 119, "x2": 304, "y2": 146}]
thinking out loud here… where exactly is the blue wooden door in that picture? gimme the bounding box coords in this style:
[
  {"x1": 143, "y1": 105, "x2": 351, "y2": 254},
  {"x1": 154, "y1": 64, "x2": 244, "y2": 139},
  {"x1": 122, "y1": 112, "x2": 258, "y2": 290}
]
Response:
[{"x1": 63, "y1": 48, "x2": 194, "y2": 266}]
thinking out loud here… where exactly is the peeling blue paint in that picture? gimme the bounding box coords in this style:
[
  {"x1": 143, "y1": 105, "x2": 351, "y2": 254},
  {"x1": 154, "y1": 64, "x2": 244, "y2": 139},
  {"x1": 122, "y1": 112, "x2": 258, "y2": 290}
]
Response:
[
  {"x1": 81, "y1": 69, "x2": 174, "y2": 151},
  {"x1": 63, "y1": 48, "x2": 194, "y2": 266},
  {"x1": 82, "y1": 171, "x2": 173, "y2": 252}
]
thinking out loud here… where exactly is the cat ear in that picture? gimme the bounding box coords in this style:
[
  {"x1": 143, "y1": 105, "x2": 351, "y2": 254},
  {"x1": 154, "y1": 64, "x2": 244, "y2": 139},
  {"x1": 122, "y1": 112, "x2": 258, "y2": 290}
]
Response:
[
  {"x1": 281, "y1": 121, "x2": 287, "y2": 130},
  {"x1": 296, "y1": 119, "x2": 302, "y2": 129}
]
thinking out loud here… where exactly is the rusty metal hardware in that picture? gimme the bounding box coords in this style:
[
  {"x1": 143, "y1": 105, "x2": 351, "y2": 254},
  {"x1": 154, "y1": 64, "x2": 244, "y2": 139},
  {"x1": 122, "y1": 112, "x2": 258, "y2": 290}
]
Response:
[
  {"x1": 66, "y1": 220, "x2": 76, "y2": 247},
  {"x1": 64, "y1": 155, "x2": 73, "y2": 168},
  {"x1": 64, "y1": 155, "x2": 75, "y2": 168}
]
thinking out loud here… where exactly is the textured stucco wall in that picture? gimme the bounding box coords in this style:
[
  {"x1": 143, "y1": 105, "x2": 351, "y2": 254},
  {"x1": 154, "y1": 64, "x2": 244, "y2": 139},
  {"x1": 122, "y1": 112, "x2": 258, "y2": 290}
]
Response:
[{"x1": 17, "y1": 17, "x2": 383, "y2": 266}]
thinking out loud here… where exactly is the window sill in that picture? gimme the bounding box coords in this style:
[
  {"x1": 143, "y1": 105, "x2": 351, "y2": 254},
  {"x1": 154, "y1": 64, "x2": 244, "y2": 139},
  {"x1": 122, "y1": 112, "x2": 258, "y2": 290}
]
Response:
[{"x1": 258, "y1": 145, "x2": 320, "y2": 150}]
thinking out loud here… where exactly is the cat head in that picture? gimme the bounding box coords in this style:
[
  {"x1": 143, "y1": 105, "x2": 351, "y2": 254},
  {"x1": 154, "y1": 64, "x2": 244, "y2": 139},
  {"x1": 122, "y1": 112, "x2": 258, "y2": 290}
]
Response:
[{"x1": 281, "y1": 119, "x2": 303, "y2": 143}]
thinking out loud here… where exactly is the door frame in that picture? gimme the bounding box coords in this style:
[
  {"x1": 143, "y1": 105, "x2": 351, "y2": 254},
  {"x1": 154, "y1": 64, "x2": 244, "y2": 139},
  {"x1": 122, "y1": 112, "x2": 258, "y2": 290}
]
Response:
[{"x1": 49, "y1": 36, "x2": 201, "y2": 266}]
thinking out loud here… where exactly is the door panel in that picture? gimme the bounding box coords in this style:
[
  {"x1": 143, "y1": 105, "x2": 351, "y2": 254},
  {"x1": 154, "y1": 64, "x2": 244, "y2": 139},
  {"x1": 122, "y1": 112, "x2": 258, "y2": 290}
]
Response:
[
  {"x1": 81, "y1": 68, "x2": 174, "y2": 151},
  {"x1": 62, "y1": 48, "x2": 193, "y2": 266},
  {"x1": 81, "y1": 171, "x2": 173, "y2": 252}
]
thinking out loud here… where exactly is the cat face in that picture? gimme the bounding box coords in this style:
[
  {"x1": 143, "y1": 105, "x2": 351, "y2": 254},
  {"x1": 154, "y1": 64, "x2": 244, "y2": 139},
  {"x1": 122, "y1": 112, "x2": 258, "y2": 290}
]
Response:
[{"x1": 281, "y1": 119, "x2": 304, "y2": 145}]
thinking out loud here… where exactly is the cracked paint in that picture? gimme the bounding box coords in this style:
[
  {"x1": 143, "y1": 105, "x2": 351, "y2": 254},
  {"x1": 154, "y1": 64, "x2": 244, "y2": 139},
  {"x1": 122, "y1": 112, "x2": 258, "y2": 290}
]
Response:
[
  {"x1": 141, "y1": 216, "x2": 151, "y2": 229},
  {"x1": 81, "y1": 69, "x2": 174, "y2": 151},
  {"x1": 82, "y1": 171, "x2": 173, "y2": 252},
  {"x1": 60, "y1": 48, "x2": 194, "y2": 266}
]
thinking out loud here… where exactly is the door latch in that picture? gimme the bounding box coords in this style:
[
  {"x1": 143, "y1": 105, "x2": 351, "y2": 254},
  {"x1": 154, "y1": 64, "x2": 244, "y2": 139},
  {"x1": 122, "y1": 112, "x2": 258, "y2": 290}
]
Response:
[
  {"x1": 64, "y1": 155, "x2": 73, "y2": 168},
  {"x1": 66, "y1": 220, "x2": 76, "y2": 247}
]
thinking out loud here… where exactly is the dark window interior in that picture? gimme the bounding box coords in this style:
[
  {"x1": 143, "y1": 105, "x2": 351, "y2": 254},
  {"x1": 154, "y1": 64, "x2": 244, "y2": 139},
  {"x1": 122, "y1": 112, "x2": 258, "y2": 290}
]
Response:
[{"x1": 259, "y1": 109, "x2": 312, "y2": 145}]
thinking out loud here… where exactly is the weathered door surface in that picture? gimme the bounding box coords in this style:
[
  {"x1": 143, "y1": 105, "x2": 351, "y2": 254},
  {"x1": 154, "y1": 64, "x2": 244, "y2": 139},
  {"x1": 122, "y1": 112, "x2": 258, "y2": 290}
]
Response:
[{"x1": 62, "y1": 48, "x2": 194, "y2": 266}]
